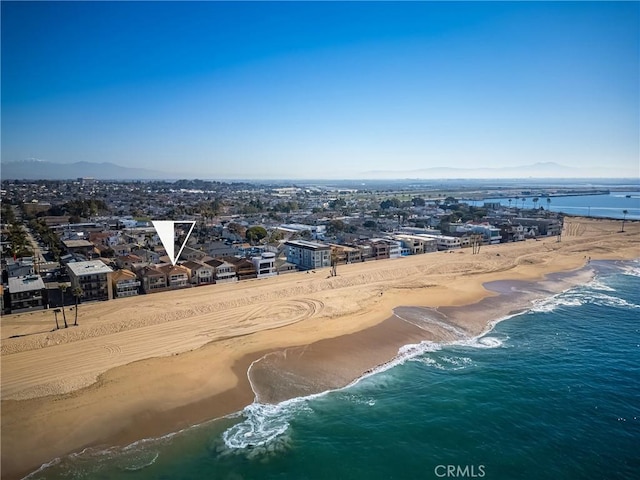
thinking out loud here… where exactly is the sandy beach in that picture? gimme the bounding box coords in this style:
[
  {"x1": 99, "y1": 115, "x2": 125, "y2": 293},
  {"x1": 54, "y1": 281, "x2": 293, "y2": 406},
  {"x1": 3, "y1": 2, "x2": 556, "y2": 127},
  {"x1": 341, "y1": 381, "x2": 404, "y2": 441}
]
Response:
[{"x1": 1, "y1": 217, "x2": 638, "y2": 479}]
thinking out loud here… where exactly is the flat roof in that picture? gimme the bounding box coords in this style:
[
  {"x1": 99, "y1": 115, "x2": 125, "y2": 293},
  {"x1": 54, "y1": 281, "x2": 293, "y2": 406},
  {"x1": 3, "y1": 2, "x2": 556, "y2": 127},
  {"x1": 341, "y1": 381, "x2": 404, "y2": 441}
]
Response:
[
  {"x1": 67, "y1": 260, "x2": 114, "y2": 276},
  {"x1": 62, "y1": 239, "x2": 94, "y2": 248},
  {"x1": 285, "y1": 240, "x2": 330, "y2": 250},
  {"x1": 8, "y1": 275, "x2": 46, "y2": 293}
]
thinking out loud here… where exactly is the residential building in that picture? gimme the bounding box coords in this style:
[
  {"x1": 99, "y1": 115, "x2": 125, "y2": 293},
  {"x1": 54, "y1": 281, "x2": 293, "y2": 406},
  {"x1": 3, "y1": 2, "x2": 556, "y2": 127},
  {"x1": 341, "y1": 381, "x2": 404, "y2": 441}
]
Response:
[
  {"x1": 453, "y1": 223, "x2": 502, "y2": 245},
  {"x1": 276, "y1": 259, "x2": 298, "y2": 274},
  {"x1": 222, "y1": 256, "x2": 257, "y2": 281},
  {"x1": 202, "y1": 241, "x2": 238, "y2": 259},
  {"x1": 499, "y1": 223, "x2": 526, "y2": 243},
  {"x1": 62, "y1": 239, "x2": 96, "y2": 258},
  {"x1": 111, "y1": 269, "x2": 141, "y2": 298},
  {"x1": 115, "y1": 254, "x2": 143, "y2": 270},
  {"x1": 514, "y1": 218, "x2": 562, "y2": 237},
  {"x1": 392, "y1": 234, "x2": 438, "y2": 255},
  {"x1": 157, "y1": 264, "x2": 190, "y2": 289},
  {"x1": 419, "y1": 234, "x2": 462, "y2": 251},
  {"x1": 5, "y1": 257, "x2": 35, "y2": 278},
  {"x1": 131, "y1": 248, "x2": 161, "y2": 264},
  {"x1": 204, "y1": 258, "x2": 238, "y2": 283},
  {"x1": 67, "y1": 260, "x2": 114, "y2": 301},
  {"x1": 278, "y1": 224, "x2": 326, "y2": 240},
  {"x1": 370, "y1": 240, "x2": 390, "y2": 260},
  {"x1": 135, "y1": 266, "x2": 167, "y2": 293},
  {"x1": 251, "y1": 252, "x2": 277, "y2": 278},
  {"x1": 179, "y1": 245, "x2": 207, "y2": 262},
  {"x1": 7, "y1": 275, "x2": 47, "y2": 312},
  {"x1": 181, "y1": 260, "x2": 214, "y2": 286},
  {"x1": 112, "y1": 244, "x2": 132, "y2": 257},
  {"x1": 284, "y1": 240, "x2": 331, "y2": 270},
  {"x1": 329, "y1": 244, "x2": 362, "y2": 264},
  {"x1": 357, "y1": 243, "x2": 374, "y2": 261}
]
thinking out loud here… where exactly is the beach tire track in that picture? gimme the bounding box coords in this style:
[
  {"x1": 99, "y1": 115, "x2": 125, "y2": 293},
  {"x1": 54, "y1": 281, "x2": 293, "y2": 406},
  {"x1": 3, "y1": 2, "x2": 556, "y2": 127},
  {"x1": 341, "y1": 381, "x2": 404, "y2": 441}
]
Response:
[{"x1": 102, "y1": 343, "x2": 122, "y2": 355}]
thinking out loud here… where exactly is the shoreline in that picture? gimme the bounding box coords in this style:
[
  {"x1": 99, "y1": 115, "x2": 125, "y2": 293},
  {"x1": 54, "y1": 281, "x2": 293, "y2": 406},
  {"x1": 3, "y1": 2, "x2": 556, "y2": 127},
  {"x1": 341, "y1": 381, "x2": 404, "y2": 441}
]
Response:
[{"x1": 2, "y1": 217, "x2": 638, "y2": 479}]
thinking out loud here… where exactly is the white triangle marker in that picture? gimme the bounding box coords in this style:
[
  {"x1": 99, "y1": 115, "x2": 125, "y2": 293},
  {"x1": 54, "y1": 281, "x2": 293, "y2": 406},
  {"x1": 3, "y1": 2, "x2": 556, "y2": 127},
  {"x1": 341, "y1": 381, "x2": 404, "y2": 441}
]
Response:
[{"x1": 152, "y1": 220, "x2": 196, "y2": 266}]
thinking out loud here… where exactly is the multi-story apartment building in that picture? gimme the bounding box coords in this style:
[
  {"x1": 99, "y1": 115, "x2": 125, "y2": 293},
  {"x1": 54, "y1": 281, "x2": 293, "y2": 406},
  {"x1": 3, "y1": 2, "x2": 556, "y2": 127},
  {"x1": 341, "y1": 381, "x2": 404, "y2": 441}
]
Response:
[
  {"x1": 7, "y1": 275, "x2": 46, "y2": 312},
  {"x1": 285, "y1": 240, "x2": 331, "y2": 270},
  {"x1": 67, "y1": 260, "x2": 114, "y2": 301}
]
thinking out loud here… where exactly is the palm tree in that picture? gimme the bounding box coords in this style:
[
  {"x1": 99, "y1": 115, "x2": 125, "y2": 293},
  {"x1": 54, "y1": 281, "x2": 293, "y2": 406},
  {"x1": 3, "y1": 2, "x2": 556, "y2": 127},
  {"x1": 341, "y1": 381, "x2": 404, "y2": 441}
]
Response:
[
  {"x1": 514, "y1": 196, "x2": 519, "y2": 211},
  {"x1": 621, "y1": 210, "x2": 628, "y2": 232},
  {"x1": 58, "y1": 283, "x2": 68, "y2": 328},
  {"x1": 546, "y1": 197, "x2": 551, "y2": 210},
  {"x1": 508, "y1": 198, "x2": 512, "y2": 209},
  {"x1": 330, "y1": 249, "x2": 339, "y2": 277},
  {"x1": 533, "y1": 197, "x2": 539, "y2": 210},
  {"x1": 72, "y1": 287, "x2": 83, "y2": 326},
  {"x1": 53, "y1": 308, "x2": 61, "y2": 330}
]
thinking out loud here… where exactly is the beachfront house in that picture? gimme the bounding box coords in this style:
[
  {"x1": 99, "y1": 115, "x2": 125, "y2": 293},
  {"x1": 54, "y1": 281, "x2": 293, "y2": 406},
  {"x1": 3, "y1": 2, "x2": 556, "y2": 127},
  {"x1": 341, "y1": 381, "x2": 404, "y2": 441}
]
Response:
[
  {"x1": 284, "y1": 240, "x2": 331, "y2": 270},
  {"x1": 329, "y1": 244, "x2": 362, "y2": 264},
  {"x1": 67, "y1": 259, "x2": 114, "y2": 301},
  {"x1": 111, "y1": 269, "x2": 141, "y2": 298},
  {"x1": 204, "y1": 258, "x2": 238, "y2": 283},
  {"x1": 135, "y1": 265, "x2": 168, "y2": 294},
  {"x1": 251, "y1": 252, "x2": 277, "y2": 279},
  {"x1": 514, "y1": 218, "x2": 563, "y2": 237},
  {"x1": 181, "y1": 260, "x2": 215, "y2": 286},
  {"x1": 7, "y1": 275, "x2": 47, "y2": 313},
  {"x1": 157, "y1": 264, "x2": 191, "y2": 289},
  {"x1": 393, "y1": 234, "x2": 438, "y2": 255},
  {"x1": 222, "y1": 257, "x2": 257, "y2": 281}
]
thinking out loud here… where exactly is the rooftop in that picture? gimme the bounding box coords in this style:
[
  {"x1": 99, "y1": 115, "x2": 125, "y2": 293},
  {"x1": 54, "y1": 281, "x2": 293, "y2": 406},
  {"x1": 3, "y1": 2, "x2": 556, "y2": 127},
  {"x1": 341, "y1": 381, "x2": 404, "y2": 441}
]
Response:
[
  {"x1": 67, "y1": 260, "x2": 114, "y2": 276},
  {"x1": 285, "y1": 240, "x2": 330, "y2": 250},
  {"x1": 62, "y1": 239, "x2": 94, "y2": 248},
  {"x1": 8, "y1": 275, "x2": 46, "y2": 293}
]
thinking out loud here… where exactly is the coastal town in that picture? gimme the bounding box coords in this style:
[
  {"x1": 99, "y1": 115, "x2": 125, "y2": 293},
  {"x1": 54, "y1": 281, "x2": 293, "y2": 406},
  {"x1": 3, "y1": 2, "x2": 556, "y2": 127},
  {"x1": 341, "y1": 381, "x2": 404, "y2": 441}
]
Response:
[{"x1": 0, "y1": 178, "x2": 574, "y2": 316}]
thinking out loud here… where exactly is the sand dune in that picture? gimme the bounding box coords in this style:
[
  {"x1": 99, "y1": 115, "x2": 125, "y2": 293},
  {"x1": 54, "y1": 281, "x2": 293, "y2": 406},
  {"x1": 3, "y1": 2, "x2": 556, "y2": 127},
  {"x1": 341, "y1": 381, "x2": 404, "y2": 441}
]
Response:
[{"x1": 1, "y1": 217, "x2": 638, "y2": 479}]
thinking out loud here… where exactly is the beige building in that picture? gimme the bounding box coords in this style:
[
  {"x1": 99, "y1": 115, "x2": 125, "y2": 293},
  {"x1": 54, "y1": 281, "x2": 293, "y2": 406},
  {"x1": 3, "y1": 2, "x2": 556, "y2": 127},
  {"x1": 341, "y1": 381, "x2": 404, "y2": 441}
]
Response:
[
  {"x1": 67, "y1": 260, "x2": 114, "y2": 301},
  {"x1": 111, "y1": 269, "x2": 140, "y2": 298}
]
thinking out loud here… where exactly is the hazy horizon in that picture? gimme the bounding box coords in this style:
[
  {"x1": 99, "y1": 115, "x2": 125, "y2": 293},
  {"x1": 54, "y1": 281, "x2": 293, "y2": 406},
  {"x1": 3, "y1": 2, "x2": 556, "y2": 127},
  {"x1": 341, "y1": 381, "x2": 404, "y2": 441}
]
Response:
[{"x1": 2, "y1": 2, "x2": 638, "y2": 180}]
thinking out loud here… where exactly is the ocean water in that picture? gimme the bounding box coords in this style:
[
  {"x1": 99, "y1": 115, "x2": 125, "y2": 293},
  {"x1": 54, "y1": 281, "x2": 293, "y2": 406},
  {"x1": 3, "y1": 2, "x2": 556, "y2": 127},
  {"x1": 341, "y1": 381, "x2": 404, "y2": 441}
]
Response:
[
  {"x1": 479, "y1": 191, "x2": 640, "y2": 220},
  {"x1": 26, "y1": 261, "x2": 640, "y2": 480}
]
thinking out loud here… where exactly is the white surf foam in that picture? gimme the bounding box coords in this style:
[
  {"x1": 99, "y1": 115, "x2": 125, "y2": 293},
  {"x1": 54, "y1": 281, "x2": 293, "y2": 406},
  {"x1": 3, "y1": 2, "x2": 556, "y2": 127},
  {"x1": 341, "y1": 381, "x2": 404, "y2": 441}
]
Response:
[
  {"x1": 529, "y1": 287, "x2": 639, "y2": 313},
  {"x1": 220, "y1": 391, "x2": 326, "y2": 455},
  {"x1": 223, "y1": 340, "x2": 445, "y2": 453},
  {"x1": 529, "y1": 296, "x2": 584, "y2": 313},
  {"x1": 588, "y1": 278, "x2": 616, "y2": 292},
  {"x1": 469, "y1": 336, "x2": 505, "y2": 349},
  {"x1": 620, "y1": 263, "x2": 640, "y2": 278}
]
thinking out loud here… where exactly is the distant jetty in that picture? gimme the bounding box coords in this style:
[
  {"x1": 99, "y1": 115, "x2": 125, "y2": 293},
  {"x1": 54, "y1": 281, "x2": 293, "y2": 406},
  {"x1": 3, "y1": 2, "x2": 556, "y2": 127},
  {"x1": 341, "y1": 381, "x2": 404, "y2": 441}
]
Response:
[{"x1": 545, "y1": 189, "x2": 610, "y2": 198}]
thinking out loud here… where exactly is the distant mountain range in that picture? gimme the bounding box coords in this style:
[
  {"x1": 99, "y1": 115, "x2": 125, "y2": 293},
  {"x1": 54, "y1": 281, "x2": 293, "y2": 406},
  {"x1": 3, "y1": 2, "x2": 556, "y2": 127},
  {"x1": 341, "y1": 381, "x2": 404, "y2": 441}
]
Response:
[
  {"x1": 0, "y1": 160, "x2": 175, "y2": 181},
  {"x1": 0, "y1": 160, "x2": 635, "y2": 181}
]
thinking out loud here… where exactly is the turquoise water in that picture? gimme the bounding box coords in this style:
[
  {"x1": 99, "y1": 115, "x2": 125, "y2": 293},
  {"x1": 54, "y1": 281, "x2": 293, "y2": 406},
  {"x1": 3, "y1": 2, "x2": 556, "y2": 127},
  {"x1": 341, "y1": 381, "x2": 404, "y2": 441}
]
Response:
[
  {"x1": 27, "y1": 261, "x2": 640, "y2": 479},
  {"x1": 479, "y1": 191, "x2": 640, "y2": 220}
]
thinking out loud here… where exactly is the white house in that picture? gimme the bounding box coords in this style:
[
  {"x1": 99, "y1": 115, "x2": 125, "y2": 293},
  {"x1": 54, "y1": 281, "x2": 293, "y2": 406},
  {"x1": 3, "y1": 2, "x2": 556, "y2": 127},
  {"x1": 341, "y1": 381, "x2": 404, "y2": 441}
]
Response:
[{"x1": 251, "y1": 252, "x2": 277, "y2": 278}]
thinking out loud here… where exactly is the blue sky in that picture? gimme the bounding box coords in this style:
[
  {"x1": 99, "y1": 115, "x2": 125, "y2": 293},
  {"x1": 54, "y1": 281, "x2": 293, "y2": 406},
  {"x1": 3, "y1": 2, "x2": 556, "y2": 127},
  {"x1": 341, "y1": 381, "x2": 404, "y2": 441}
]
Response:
[{"x1": 2, "y1": 1, "x2": 638, "y2": 179}]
